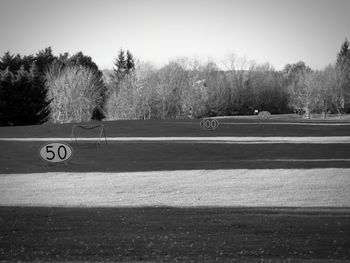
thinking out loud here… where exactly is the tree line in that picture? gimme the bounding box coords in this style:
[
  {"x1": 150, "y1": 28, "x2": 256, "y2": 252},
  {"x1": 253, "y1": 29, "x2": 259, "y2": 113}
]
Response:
[{"x1": 0, "y1": 40, "x2": 349, "y2": 126}]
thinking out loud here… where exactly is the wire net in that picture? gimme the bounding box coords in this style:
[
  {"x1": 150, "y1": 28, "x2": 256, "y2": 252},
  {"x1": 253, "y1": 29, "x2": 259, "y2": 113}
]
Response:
[{"x1": 70, "y1": 124, "x2": 107, "y2": 145}]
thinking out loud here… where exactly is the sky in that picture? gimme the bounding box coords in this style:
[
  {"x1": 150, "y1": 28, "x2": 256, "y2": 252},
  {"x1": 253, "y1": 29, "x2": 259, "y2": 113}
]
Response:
[{"x1": 0, "y1": 0, "x2": 349, "y2": 70}]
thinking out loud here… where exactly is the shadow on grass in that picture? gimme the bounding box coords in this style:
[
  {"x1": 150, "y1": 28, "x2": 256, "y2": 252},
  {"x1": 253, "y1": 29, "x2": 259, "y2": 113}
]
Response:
[{"x1": 1, "y1": 206, "x2": 349, "y2": 262}]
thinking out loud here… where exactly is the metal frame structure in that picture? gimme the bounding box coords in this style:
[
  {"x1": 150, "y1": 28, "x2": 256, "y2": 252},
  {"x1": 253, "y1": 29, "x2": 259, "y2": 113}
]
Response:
[{"x1": 70, "y1": 124, "x2": 107, "y2": 145}]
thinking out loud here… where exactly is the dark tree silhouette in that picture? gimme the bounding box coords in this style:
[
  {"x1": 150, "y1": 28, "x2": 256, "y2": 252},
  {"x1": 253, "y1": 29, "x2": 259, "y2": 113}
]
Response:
[
  {"x1": 337, "y1": 38, "x2": 349, "y2": 66},
  {"x1": 0, "y1": 68, "x2": 15, "y2": 125},
  {"x1": 68, "y1": 51, "x2": 101, "y2": 75},
  {"x1": 113, "y1": 49, "x2": 127, "y2": 82},
  {"x1": 126, "y1": 50, "x2": 135, "y2": 74},
  {"x1": 0, "y1": 63, "x2": 51, "y2": 126},
  {"x1": 336, "y1": 39, "x2": 350, "y2": 111},
  {"x1": 35, "y1": 47, "x2": 56, "y2": 74},
  {"x1": 0, "y1": 52, "x2": 24, "y2": 72}
]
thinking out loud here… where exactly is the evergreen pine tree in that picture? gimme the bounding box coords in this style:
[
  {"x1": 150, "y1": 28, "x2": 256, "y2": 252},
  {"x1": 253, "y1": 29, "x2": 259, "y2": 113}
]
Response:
[
  {"x1": 8, "y1": 66, "x2": 32, "y2": 125},
  {"x1": 35, "y1": 47, "x2": 55, "y2": 74},
  {"x1": 0, "y1": 67, "x2": 14, "y2": 83},
  {"x1": 126, "y1": 50, "x2": 135, "y2": 74},
  {"x1": 0, "y1": 68, "x2": 15, "y2": 125},
  {"x1": 0, "y1": 52, "x2": 35, "y2": 72},
  {"x1": 337, "y1": 39, "x2": 349, "y2": 67},
  {"x1": 113, "y1": 49, "x2": 127, "y2": 82},
  {"x1": 68, "y1": 51, "x2": 101, "y2": 77},
  {"x1": 0, "y1": 52, "x2": 14, "y2": 71},
  {"x1": 29, "y1": 62, "x2": 52, "y2": 124},
  {"x1": 0, "y1": 63, "x2": 51, "y2": 126},
  {"x1": 22, "y1": 55, "x2": 35, "y2": 71},
  {"x1": 336, "y1": 39, "x2": 350, "y2": 111}
]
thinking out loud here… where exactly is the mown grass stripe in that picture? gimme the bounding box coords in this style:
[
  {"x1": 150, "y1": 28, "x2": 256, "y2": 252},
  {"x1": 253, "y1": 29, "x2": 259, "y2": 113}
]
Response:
[{"x1": 1, "y1": 136, "x2": 350, "y2": 143}]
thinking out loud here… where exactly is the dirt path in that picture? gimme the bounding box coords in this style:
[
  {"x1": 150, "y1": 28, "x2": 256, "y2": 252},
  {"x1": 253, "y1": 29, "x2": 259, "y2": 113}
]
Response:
[{"x1": 1, "y1": 169, "x2": 349, "y2": 207}]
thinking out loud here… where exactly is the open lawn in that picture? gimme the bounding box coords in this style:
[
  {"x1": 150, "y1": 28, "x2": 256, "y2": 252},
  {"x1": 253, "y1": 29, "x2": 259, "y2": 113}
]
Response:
[
  {"x1": 0, "y1": 114, "x2": 350, "y2": 138},
  {"x1": 1, "y1": 142, "x2": 350, "y2": 174},
  {"x1": 0, "y1": 116, "x2": 350, "y2": 262}
]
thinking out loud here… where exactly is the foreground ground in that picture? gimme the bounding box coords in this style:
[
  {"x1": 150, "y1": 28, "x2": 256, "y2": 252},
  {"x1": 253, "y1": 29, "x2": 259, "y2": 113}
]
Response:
[
  {"x1": 1, "y1": 206, "x2": 349, "y2": 262},
  {"x1": 0, "y1": 116, "x2": 350, "y2": 262}
]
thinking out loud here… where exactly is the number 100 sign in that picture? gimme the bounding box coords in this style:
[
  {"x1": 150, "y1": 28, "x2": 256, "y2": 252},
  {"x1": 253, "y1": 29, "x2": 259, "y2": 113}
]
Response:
[
  {"x1": 39, "y1": 142, "x2": 73, "y2": 163},
  {"x1": 200, "y1": 118, "x2": 219, "y2": 131}
]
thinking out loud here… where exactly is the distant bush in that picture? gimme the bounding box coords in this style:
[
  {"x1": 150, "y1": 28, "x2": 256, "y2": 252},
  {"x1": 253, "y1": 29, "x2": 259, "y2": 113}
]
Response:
[{"x1": 91, "y1": 106, "x2": 105, "y2": 121}]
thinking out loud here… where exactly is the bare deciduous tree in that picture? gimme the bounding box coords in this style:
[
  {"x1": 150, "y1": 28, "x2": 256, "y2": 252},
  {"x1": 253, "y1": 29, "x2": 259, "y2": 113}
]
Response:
[
  {"x1": 284, "y1": 62, "x2": 316, "y2": 118},
  {"x1": 156, "y1": 60, "x2": 190, "y2": 118},
  {"x1": 223, "y1": 53, "x2": 256, "y2": 114},
  {"x1": 46, "y1": 64, "x2": 104, "y2": 123}
]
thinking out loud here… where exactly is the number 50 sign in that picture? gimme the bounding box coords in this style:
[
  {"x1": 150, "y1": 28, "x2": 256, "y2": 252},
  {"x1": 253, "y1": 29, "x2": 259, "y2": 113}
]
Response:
[{"x1": 39, "y1": 142, "x2": 73, "y2": 163}]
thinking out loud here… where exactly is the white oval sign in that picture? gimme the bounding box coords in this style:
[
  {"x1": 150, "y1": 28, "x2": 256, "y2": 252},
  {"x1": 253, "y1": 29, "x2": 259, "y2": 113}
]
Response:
[
  {"x1": 200, "y1": 118, "x2": 219, "y2": 130},
  {"x1": 39, "y1": 142, "x2": 73, "y2": 163},
  {"x1": 258, "y1": 111, "x2": 271, "y2": 119}
]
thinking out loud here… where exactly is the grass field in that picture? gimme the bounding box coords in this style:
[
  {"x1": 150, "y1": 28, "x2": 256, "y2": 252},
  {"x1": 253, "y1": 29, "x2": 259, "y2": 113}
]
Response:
[
  {"x1": 1, "y1": 114, "x2": 350, "y2": 138},
  {"x1": 0, "y1": 115, "x2": 350, "y2": 262}
]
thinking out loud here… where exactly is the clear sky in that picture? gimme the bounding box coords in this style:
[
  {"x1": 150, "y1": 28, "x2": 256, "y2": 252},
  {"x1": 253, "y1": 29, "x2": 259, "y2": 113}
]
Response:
[{"x1": 0, "y1": 0, "x2": 349, "y2": 70}]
